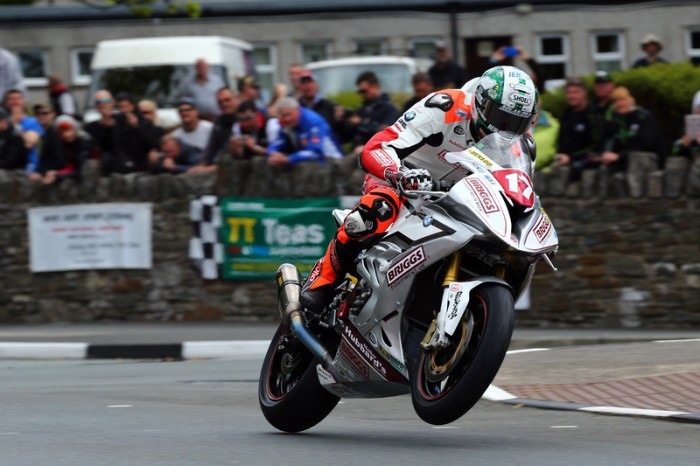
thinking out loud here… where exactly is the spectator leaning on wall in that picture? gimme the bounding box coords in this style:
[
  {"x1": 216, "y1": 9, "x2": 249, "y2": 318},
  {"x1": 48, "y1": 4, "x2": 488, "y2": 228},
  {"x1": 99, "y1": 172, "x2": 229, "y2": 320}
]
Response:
[
  {"x1": 172, "y1": 97, "x2": 213, "y2": 162},
  {"x1": 31, "y1": 115, "x2": 93, "y2": 185},
  {"x1": 266, "y1": 97, "x2": 343, "y2": 168},
  {"x1": 3, "y1": 88, "x2": 43, "y2": 174},
  {"x1": 0, "y1": 107, "x2": 27, "y2": 171},
  {"x1": 603, "y1": 86, "x2": 666, "y2": 170},
  {"x1": 555, "y1": 77, "x2": 612, "y2": 181}
]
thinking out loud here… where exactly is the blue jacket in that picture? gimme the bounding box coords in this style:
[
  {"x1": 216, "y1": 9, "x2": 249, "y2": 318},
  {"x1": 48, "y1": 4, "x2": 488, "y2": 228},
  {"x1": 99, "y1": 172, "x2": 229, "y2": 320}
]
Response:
[{"x1": 267, "y1": 107, "x2": 343, "y2": 165}]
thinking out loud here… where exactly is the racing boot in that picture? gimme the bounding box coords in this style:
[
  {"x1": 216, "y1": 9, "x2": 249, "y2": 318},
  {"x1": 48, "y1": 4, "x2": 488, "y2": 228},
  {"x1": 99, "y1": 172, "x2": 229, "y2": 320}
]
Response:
[{"x1": 299, "y1": 238, "x2": 349, "y2": 316}]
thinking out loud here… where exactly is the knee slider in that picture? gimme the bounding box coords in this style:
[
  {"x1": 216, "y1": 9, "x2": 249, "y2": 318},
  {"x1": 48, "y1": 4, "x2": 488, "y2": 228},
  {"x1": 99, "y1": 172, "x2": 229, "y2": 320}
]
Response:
[{"x1": 343, "y1": 209, "x2": 370, "y2": 237}]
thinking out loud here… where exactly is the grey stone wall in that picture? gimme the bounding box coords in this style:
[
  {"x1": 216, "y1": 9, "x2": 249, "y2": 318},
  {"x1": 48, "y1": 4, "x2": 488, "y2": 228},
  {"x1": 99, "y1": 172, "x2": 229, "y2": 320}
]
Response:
[{"x1": 1, "y1": 153, "x2": 699, "y2": 328}]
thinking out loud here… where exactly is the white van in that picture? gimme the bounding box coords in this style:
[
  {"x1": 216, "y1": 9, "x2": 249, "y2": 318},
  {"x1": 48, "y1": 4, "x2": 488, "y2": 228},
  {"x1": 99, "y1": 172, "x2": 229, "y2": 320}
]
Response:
[
  {"x1": 85, "y1": 36, "x2": 254, "y2": 126},
  {"x1": 305, "y1": 56, "x2": 430, "y2": 97}
]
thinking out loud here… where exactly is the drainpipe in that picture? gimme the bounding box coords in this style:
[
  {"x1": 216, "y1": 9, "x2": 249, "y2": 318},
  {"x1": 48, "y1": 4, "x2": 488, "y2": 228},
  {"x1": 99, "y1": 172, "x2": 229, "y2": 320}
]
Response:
[{"x1": 449, "y1": 3, "x2": 459, "y2": 62}]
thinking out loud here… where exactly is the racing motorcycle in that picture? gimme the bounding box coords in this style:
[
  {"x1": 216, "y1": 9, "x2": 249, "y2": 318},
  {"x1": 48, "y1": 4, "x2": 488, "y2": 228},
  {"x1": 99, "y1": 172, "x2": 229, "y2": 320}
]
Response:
[{"x1": 258, "y1": 132, "x2": 558, "y2": 432}]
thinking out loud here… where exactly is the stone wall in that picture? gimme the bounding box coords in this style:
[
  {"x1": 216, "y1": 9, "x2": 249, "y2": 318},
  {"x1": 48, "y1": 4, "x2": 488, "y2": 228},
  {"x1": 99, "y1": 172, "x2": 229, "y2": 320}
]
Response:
[{"x1": 1, "y1": 153, "x2": 699, "y2": 328}]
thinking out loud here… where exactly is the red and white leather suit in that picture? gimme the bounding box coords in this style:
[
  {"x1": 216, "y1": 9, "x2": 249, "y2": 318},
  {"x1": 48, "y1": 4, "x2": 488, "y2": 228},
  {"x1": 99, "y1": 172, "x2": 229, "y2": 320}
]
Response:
[{"x1": 301, "y1": 87, "x2": 480, "y2": 309}]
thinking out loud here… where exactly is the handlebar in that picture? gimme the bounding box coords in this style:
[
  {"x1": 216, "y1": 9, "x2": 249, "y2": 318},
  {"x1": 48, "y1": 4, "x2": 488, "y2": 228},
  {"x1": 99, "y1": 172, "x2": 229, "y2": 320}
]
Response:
[{"x1": 398, "y1": 180, "x2": 452, "y2": 199}]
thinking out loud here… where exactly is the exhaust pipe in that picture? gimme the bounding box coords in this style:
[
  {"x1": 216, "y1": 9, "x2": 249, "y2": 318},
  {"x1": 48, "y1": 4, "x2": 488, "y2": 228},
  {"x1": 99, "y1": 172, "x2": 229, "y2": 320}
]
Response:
[{"x1": 275, "y1": 264, "x2": 333, "y2": 366}]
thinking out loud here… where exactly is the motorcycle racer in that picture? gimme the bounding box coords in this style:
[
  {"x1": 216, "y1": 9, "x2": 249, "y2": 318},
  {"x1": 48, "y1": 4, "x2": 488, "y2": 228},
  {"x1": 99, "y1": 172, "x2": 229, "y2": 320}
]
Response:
[{"x1": 300, "y1": 65, "x2": 539, "y2": 314}]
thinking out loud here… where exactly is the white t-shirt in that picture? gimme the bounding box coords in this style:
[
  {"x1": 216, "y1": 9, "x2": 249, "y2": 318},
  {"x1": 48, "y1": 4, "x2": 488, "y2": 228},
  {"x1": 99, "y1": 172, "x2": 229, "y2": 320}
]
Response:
[{"x1": 172, "y1": 120, "x2": 214, "y2": 152}]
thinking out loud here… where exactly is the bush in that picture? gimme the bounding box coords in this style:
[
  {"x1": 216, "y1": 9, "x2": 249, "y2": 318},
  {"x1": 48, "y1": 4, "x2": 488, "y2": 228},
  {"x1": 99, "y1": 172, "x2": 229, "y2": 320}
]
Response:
[{"x1": 541, "y1": 63, "x2": 700, "y2": 145}]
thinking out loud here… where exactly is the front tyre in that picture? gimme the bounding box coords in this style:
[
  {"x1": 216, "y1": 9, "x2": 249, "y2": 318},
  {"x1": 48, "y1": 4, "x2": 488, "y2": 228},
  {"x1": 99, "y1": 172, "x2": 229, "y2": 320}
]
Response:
[
  {"x1": 411, "y1": 284, "x2": 514, "y2": 425},
  {"x1": 258, "y1": 323, "x2": 339, "y2": 432}
]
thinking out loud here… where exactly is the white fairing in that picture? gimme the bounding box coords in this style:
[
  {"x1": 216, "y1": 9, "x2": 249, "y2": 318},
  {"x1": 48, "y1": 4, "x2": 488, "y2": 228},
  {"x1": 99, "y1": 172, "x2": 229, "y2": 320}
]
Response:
[
  {"x1": 314, "y1": 133, "x2": 558, "y2": 398},
  {"x1": 451, "y1": 175, "x2": 511, "y2": 240}
]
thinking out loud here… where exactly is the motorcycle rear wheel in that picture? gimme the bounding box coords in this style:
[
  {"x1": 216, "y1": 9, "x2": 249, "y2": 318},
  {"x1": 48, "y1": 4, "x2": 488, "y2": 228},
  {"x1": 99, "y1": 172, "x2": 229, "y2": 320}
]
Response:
[
  {"x1": 410, "y1": 284, "x2": 514, "y2": 425},
  {"x1": 258, "y1": 323, "x2": 340, "y2": 432}
]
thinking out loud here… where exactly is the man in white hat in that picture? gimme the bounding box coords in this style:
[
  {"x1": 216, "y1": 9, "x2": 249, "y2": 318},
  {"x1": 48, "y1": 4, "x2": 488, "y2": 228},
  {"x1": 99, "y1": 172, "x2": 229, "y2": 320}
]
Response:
[{"x1": 633, "y1": 34, "x2": 667, "y2": 68}]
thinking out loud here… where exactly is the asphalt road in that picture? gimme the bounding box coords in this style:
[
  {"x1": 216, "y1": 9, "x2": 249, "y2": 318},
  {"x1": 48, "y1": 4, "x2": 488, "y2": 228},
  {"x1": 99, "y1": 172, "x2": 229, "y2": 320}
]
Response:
[{"x1": 2, "y1": 354, "x2": 699, "y2": 466}]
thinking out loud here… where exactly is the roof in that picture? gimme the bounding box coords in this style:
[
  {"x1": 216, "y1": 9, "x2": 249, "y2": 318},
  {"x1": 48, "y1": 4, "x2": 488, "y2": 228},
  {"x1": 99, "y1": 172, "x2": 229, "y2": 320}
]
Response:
[
  {"x1": 306, "y1": 56, "x2": 420, "y2": 70},
  {"x1": 0, "y1": 0, "x2": 677, "y2": 22}
]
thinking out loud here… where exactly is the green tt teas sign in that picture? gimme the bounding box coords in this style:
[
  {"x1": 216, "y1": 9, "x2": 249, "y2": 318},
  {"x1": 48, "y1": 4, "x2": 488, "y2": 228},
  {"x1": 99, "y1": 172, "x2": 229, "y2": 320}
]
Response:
[{"x1": 220, "y1": 198, "x2": 340, "y2": 280}]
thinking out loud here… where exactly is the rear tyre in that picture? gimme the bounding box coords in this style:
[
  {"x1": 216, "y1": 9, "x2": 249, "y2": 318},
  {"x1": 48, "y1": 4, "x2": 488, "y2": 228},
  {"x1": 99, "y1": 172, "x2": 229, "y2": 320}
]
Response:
[
  {"x1": 258, "y1": 323, "x2": 340, "y2": 432},
  {"x1": 411, "y1": 284, "x2": 514, "y2": 425}
]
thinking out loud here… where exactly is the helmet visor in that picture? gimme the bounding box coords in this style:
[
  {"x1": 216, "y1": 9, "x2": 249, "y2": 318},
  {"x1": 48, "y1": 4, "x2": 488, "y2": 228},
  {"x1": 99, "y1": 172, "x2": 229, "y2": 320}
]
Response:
[{"x1": 479, "y1": 98, "x2": 535, "y2": 135}]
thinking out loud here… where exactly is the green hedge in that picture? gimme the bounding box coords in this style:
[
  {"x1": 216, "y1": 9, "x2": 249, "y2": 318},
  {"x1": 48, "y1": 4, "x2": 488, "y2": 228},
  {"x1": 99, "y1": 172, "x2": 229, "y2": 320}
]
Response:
[{"x1": 541, "y1": 63, "x2": 700, "y2": 144}]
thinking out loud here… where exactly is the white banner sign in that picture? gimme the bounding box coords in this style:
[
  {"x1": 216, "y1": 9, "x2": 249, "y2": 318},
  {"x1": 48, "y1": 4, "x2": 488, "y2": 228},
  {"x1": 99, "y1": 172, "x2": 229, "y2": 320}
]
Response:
[{"x1": 28, "y1": 203, "x2": 152, "y2": 272}]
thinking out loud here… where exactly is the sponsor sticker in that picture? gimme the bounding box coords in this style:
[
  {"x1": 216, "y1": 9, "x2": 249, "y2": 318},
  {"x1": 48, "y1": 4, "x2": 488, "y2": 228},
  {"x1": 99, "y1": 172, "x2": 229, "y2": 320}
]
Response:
[
  {"x1": 370, "y1": 149, "x2": 396, "y2": 168},
  {"x1": 454, "y1": 125, "x2": 465, "y2": 135},
  {"x1": 466, "y1": 148, "x2": 494, "y2": 167},
  {"x1": 449, "y1": 283, "x2": 463, "y2": 292},
  {"x1": 339, "y1": 341, "x2": 370, "y2": 379},
  {"x1": 533, "y1": 213, "x2": 552, "y2": 243},
  {"x1": 466, "y1": 179, "x2": 499, "y2": 214},
  {"x1": 386, "y1": 246, "x2": 426, "y2": 286},
  {"x1": 404, "y1": 111, "x2": 416, "y2": 121},
  {"x1": 510, "y1": 94, "x2": 531, "y2": 105}
]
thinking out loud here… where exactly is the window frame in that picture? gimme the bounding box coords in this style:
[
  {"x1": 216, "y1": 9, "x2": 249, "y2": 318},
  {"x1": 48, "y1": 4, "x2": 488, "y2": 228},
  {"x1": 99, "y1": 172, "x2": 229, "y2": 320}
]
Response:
[
  {"x1": 300, "y1": 40, "x2": 331, "y2": 64},
  {"x1": 590, "y1": 31, "x2": 626, "y2": 71},
  {"x1": 686, "y1": 27, "x2": 700, "y2": 60},
  {"x1": 70, "y1": 47, "x2": 94, "y2": 86},
  {"x1": 355, "y1": 38, "x2": 387, "y2": 56},
  {"x1": 535, "y1": 32, "x2": 570, "y2": 90},
  {"x1": 409, "y1": 37, "x2": 440, "y2": 60},
  {"x1": 16, "y1": 48, "x2": 49, "y2": 87},
  {"x1": 251, "y1": 42, "x2": 278, "y2": 102}
]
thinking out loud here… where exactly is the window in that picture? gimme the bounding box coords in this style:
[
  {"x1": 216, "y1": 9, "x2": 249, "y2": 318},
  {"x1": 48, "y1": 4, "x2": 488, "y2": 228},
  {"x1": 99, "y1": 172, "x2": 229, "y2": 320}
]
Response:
[
  {"x1": 591, "y1": 32, "x2": 625, "y2": 72},
  {"x1": 410, "y1": 38, "x2": 439, "y2": 60},
  {"x1": 71, "y1": 48, "x2": 94, "y2": 86},
  {"x1": 687, "y1": 28, "x2": 700, "y2": 65},
  {"x1": 535, "y1": 33, "x2": 569, "y2": 90},
  {"x1": 355, "y1": 39, "x2": 385, "y2": 56},
  {"x1": 16, "y1": 49, "x2": 48, "y2": 86},
  {"x1": 301, "y1": 41, "x2": 330, "y2": 64},
  {"x1": 251, "y1": 44, "x2": 277, "y2": 102}
]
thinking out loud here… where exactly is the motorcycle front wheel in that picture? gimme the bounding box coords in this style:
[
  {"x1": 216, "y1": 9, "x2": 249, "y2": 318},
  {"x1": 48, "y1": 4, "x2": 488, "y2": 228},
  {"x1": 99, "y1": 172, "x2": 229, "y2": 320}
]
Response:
[
  {"x1": 410, "y1": 284, "x2": 514, "y2": 425},
  {"x1": 258, "y1": 323, "x2": 340, "y2": 432}
]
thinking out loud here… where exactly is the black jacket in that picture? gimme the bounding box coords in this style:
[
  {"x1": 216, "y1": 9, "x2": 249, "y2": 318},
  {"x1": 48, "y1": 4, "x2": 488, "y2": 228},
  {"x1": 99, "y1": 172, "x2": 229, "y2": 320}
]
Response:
[
  {"x1": 557, "y1": 103, "x2": 610, "y2": 164},
  {"x1": 0, "y1": 123, "x2": 27, "y2": 170},
  {"x1": 38, "y1": 129, "x2": 93, "y2": 182},
  {"x1": 203, "y1": 113, "x2": 236, "y2": 165},
  {"x1": 338, "y1": 93, "x2": 399, "y2": 146},
  {"x1": 606, "y1": 107, "x2": 666, "y2": 168},
  {"x1": 104, "y1": 112, "x2": 159, "y2": 174}
]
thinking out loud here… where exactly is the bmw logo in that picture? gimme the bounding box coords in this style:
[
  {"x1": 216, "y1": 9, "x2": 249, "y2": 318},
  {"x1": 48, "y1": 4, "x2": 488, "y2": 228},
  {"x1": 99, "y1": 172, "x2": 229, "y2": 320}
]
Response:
[{"x1": 404, "y1": 111, "x2": 416, "y2": 121}]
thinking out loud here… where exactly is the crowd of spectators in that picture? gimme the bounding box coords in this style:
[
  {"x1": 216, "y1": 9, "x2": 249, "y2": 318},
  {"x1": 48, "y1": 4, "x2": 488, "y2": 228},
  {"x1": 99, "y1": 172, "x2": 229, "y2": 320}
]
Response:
[{"x1": 0, "y1": 36, "x2": 697, "y2": 189}]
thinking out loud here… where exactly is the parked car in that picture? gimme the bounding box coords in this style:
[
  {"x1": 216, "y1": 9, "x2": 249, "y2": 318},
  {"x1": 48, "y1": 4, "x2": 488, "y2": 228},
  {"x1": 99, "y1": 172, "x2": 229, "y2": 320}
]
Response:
[
  {"x1": 84, "y1": 36, "x2": 254, "y2": 127},
  {"x1": 306, "y1": 55, "x2": 430, "y2": 98}
]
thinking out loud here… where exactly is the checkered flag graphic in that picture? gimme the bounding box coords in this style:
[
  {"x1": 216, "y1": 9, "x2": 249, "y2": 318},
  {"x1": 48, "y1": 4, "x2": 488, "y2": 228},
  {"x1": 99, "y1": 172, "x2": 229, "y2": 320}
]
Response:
[{"x1": 189, "y1": 195, "x2": 223, "y2": 279}]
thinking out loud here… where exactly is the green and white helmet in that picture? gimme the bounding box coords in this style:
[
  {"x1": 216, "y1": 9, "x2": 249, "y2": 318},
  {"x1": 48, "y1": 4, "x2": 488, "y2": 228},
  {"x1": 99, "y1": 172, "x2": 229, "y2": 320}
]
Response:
[{"x1": 471, "y1": 65, "x2": 538, "y2": 136}]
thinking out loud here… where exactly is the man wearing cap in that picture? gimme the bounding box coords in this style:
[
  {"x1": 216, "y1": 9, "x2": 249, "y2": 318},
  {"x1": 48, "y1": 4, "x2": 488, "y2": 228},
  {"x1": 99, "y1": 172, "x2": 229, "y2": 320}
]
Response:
[
  {"x1": 238, "y1": 75, "x2": 267, "y2": 114},
  {"x1": 172, "y1": 97, "x2": 213, "y2": 161},
  {"x1": 633, "y1": 34, "x2": 667, "y2": 68},
  {"x1": 31, "y1": 115, "x2": 93, "y2": 185},
  {"x1": 0, "y1": 107, "x2": 27, "y2": 171},
  {"x1": 298, "y1": 70, "x2": 336, "y2": 128},
  {"x1": 428, "y1": 40, "x2": 467, "y2": 90},
  {"x1": 180, "y1": 58, "x2": 226, "y2": 121},
  {"x1": 593, "y1": 70, "x2": 616, "y2": 119},
  {"x1": 555, "y1": 77, "x2": 611, "y2": 180}
]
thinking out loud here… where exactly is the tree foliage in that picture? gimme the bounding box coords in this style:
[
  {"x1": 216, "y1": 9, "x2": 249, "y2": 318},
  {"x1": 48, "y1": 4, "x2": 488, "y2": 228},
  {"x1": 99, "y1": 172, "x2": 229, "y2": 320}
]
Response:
[{"x1": 76, "y1": 0, "x2": 202, "y2": 18}]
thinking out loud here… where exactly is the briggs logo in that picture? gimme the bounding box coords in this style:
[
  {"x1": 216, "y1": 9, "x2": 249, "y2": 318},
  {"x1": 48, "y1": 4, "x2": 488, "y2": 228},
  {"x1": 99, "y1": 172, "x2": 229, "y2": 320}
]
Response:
[
  {"x1": 534, "y1": 214, "x2": 552, "y2": 243},
  {"x1": 386, "y1": 246, "x2": 426, "y2": 286},
  {"x1": 467, "y1": 179, "x2": 499, "y2": 213}
]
